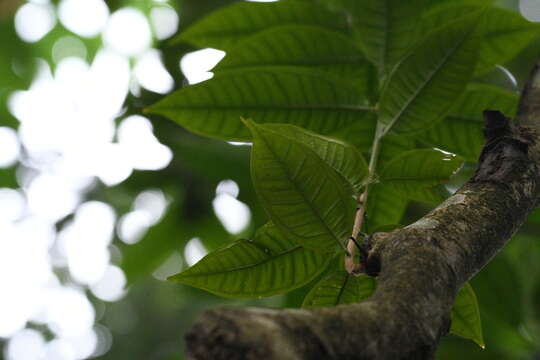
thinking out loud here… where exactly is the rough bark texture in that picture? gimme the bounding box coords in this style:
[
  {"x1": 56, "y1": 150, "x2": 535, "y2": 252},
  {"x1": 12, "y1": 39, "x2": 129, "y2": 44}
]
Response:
[{"x1": 184, "y1": 62, "x2": 540, "y2": 360}]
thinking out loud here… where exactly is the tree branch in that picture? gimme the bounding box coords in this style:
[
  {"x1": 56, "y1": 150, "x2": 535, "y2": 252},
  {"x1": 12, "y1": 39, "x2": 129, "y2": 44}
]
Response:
[{"x1": 184, "y1": 61, "x2": 540, "y2": 360}]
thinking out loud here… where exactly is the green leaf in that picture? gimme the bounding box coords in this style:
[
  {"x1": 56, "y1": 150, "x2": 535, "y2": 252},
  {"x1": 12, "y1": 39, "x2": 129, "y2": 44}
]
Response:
[
  {"x1": 168, "y1": 223, "x2": 332, "y2": 297},
  {"x1": 418, "y1": 84, "x2": 518, "y2": 161},
  {"x1": 334, "y1": 0, "x2": 429, "y2": 75},
  {"x1": 379, "y1": 15, "x2": 481, "y2": 134},
  {"x1": 377, "y1": 134, "x2": 415, "y2": 168},
  {"x1": 477, "y1": 8, "x2": 540, "y2": 74},
  {"x1": 122, "y1": 202, "x2": 230, "y2": 284},
  {"x1": 262, "y1": 123, "x2": 368, "y2": 193},
  {"x1": 214, "y1": 25, "x2": 377, "y2": 91},
  {"x1": 246, "y1": 120, "x2": 356, "y2": 252},
  {"x1": 146, "y1": 67, "x2": 373, "y2": 141},
  {"x1": 366, "y1": 183, "x2": 407, "y2": 231},
  {"x1": 302, "y1": 270, "x2": 376, "y2": 308},
  {"x1": 422, "y1": 6, "x2": 540, "y2": 75},
  {"x1": 451, "y1": 282, "x2": 485, "y2": 348},
  {"x1": 330, "y1": 113, "x2": 377, "y2": 152},
  {"x1": 380, "y1": 149, "x2": 463, "y2": 203},
  {"x1": 171, "y1": 1, "x2": 348, "y2": 51}
]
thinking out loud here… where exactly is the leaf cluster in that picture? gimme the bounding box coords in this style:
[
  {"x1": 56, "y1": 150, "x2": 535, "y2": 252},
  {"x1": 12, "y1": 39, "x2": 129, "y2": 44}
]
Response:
[{"x1": 145, "y1": 0, "x2": 540, "y2": 348}]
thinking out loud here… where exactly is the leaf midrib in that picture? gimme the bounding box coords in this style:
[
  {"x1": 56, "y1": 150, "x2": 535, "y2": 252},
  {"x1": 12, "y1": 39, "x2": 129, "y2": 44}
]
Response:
[
  {"x1": 218, "y1": 57, "x2": 368, "y2": 70},
  {"x1": 384, "y1": 25, "x2": 474, "y2": 132},
  {"x1": 335, "y1": 273, "x2": 351, "y2": 305},
  {"x1": 154, "y1": 104, "x2": 376, "y2": 112},
  {"x1": 257, "y1": 127, "x2": 345, "y2": 249},
  {"x1": 181, "y1": 244, "x2": 304, "y2": 277}
]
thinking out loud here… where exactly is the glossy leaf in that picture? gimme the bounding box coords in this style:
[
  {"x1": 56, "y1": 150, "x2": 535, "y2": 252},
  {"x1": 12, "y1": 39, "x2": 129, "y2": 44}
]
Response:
[
  {"x1": 379, "y1": 15, "x2": 481, "y2": 134},
  {"x1": 302, "y1": 271, "x2": 376, "y2": 308},
  {"x1": 214, "y1": 25, "x2": 376, "y2": 89},
  {"x1": 380, "y1": 149, "x2": 463, "y2": 203},
  {"x1": 451, "y1": 282, "x2": 485, "y2": 348},
  {"x1": 246, "y1": 120, "x2": 356, "y2": 252},
  {"x1": 262, "y1": 123, "x2": 368, "y2": 192},
  {"x1": 418, "y1": 84, "x2": 518, "y2": 161},
  {"x1": 168, "y1": 223, "x2": 332, "y2": 297},
  {"x1": 146, "y1": 67, "x2": 373, "y2": 141},
  {"x1": 170, "y1": 1, "x2": 348, "y2": 51}
]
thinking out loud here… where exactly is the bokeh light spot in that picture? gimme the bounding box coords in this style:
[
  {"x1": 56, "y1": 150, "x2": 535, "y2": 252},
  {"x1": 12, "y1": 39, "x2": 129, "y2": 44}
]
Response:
[
  {"x1": 150, "y1": 6, "x2": 179, "y2": 40},
  {"x1": 52, "y1": 36, "x2": 88, "y2": 63},
  {"x1": 103, "y1": 8, "x2": 152, "y2": 56},
  {"x1": 184, "y1": 238, "x2": 207, "y2": 266},
  {"x1": 0, "y1": 127, "x2": 20, "y2": 167},
  {"x1": 90, "y1": 265, "x2": 127, "y2": 302},
  {"x1": 15, "y1": 3, "x2": 56, "y2": 43},
  {"x1": 213, "y1": 194, "x2": 251, "y2": 234},
  {"x1": 134, "y1": 49, "x2": 174, "y2": 94},
  {"x1": 180, "y1": 48, "x2": 226, "y2": 84},
  {"x1": 58, "y1": 0, "x2": 109, "y2": 37},
  {"x1": 5, "y1": 329, "x2": 46, "y2": 360}
]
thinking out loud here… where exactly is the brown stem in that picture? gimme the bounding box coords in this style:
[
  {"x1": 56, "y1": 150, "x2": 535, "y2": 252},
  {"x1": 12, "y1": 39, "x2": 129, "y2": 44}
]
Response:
[{"x1": 345, "y1": 191, "x2": 368, "y2": 274}]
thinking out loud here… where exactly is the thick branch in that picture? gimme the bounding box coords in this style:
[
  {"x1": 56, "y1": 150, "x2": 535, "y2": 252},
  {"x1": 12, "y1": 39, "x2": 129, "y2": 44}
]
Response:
[{"x1": 185, "y1": 61, "x2": 540, "y2": 360}]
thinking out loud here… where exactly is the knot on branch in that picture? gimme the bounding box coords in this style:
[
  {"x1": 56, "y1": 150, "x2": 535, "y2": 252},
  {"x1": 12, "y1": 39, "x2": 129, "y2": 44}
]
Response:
[
  {"x1": 473, "y1": 110, "x2": 530, "y2": 183},
  {"x1": 362, "y1": 232, "x2": 390, "y2": 277}
]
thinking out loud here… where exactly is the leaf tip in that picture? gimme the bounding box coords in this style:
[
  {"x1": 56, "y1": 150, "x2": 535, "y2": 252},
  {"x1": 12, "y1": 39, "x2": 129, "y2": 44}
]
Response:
[
  {"x1": 240, "y1": 117, "x2": 259, "y2": 134},
  {"x1": 166, "y1": 272, "x2": 182, "y2": 282},
  {"x1": 240, "y1": 116, "x2": 253, "y2": 126}
]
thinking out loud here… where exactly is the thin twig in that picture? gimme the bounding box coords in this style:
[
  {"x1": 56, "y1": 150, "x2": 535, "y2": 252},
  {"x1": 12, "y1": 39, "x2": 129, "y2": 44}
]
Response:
[{"x1": 345, "y1": 122, "x2": 384, "y2": 274}]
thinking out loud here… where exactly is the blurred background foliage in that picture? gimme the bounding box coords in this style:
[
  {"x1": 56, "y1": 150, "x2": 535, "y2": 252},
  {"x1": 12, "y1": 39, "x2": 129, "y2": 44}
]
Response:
[{"x1": 2, "y1": 0, "x2": 540, "y2": 359}]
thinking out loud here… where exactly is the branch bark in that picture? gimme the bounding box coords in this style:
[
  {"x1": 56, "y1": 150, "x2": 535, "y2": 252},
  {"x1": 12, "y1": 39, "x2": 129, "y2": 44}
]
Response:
[{"x1": 184, "y1": 62, "x2": 540, "y2": 360}]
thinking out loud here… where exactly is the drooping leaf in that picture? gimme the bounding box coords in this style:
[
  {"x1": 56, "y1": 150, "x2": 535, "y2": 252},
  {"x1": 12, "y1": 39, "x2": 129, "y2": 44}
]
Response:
[
  {"x1": 262, "y1": 123, "x2": 368, "y2": 193},
  {"x1": 380, "y1": 149, "x2": 463, "y2": 203},
  {"x1": 146, "y1": 67, "x2": 373, "y2": 141},
  {"x1": 379, "y1": 14, "x2": 481, "y2": 134},
  {"x1": 170, "y1": 0, "x2": 348, "y2": 51},
  {"x1": 246, "y1": 120, "x2": 356, "y2": 252},
  {"x1": 331, "y1": 0, "x2": 429, "y2": 75},
  {"x1": 365, "y1": 183, "x2": 408, "y2": 231},
  {"x1": 302, "y1": 270, "x2": 376, "y2": 308},
  {"x1": 418, "y1": 84, "x2": 518, "y2": 161},
  {"x1": 168, "y1": 223, "x2": 332, "y2": 297},
  {"x1": 214, "y1": 25, "x2": 377, "y2": 89},
  {"x1": 451, "y1": 282, "x2": 485, "y2": 348}
]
